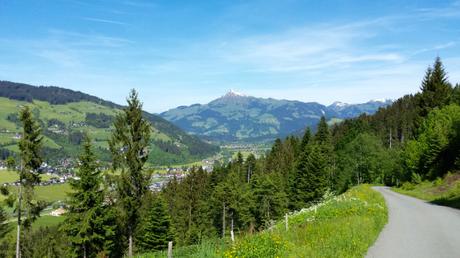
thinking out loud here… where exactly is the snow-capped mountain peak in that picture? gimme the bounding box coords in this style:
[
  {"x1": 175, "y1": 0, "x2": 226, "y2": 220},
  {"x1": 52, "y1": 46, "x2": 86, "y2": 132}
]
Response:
[
  {"x1": 223, "y1": 89, "x2": 247, "y2": 98},
  {"x1": 330, "y1": 101, "x2": 349, "y2": 107}
]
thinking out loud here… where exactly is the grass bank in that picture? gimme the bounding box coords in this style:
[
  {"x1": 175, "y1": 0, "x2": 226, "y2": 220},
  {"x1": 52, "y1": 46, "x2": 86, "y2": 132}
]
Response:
[
  {"x1": 139, "y1": 184, "x2": 387, "y2": 258},
  {"x1": 394, "y1": 172, "x2": 460, "y2": 209}
]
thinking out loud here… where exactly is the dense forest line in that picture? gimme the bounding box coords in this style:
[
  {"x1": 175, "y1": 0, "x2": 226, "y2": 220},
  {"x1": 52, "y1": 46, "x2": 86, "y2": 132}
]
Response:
[
  {"x1": 155, "y1": 57, "x2": 460, "y2": 249},
  {"x1": 0, "y1": 57, "x2": 458, "y2": 257}
]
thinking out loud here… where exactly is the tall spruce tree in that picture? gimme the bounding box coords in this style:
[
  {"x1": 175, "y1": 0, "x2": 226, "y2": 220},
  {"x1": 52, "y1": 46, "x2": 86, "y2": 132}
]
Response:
[
  {"x1": 17, "y1": 106, "x2": 44, "y2": 258},
  {"x1": 137, "y1": 196, "x2": 173, "y2": 252},
  {"x1": 0, "y1": 207, "x2": 10, "y2": 241},
  {"x1": 109, "y1": 89, "x2": 151, "y2": 257},
  {"x1": 314, "y1": 117, "x2": 331, "y2": 145},
  {"x1": 418, "y1": 57, "x2": 452, "y2": 117},
  {"x1": 294, "y1": 144, "x2": 328, "y2": 206},
  {"x1": 64, "y1": 135, "x2": 118, "y2": 258},
  {"x1": 252, "y1": 172, "x2": 287, "y2": 228},
  {"x1": 300, "y1": 127, "x2": 312, "y2": 151},
  {"x1": 315, "y1": 116, "x2": 335, "y2": 189}
]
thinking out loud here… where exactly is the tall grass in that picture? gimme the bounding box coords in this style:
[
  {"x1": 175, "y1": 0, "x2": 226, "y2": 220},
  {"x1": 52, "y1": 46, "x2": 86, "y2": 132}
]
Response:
[
  {"x1": 138, "y1": 185, "x2": 387, "y2": 258},
  {"x1": 394, "y1": 172, "x2": 460, "y2": 209}
]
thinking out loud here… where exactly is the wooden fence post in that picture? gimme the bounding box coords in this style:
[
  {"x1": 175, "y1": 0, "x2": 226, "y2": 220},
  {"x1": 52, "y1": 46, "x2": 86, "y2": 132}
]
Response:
[
  {"x1": 168, "y1": 241, "x2": 173, "y2": 258},
  {"x1": 285, "y1": 213, "x2": 288, "y2": 231}
]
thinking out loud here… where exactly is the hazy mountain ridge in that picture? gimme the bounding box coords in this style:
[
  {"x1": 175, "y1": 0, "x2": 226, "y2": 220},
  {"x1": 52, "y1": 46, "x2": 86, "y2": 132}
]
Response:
[{"x1": 161, "y1": 91, "x2": 392, "y2": 142}]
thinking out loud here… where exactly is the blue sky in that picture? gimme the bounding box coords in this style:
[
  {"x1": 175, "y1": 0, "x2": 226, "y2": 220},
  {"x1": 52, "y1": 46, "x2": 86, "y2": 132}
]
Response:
[{"x1": 0, "y1": 0, "x2": 459, "y2": 112}]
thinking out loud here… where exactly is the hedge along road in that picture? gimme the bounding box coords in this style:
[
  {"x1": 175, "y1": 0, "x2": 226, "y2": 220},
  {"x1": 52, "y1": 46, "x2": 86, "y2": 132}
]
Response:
[{"x1": 366, "y1": 187, "x2": 460, "y2": 258}]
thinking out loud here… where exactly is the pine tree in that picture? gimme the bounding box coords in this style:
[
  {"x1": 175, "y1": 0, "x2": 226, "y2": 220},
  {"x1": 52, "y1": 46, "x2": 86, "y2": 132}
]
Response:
[
  {"x1": 314, "y1": 117, "x2": 331, "y2": 145},
  {"x1": 0, "y1": 207, "x2": 10, "y2": 240},
  {"x1": 137, "y1": 196, "x2": 173, "y2": 252},
  {"x1": 6, "y1": 156, "x2": 16, "y2": 171},
  {"x1": 252, "y1": 172, "x2": 287, "y2": 228},
  {"x1": 292, "y1": 144, "x2": 328, "y2": 206},
  {"x1": 300, "y1": 127, "x2": 312, "y2": 151},
  {"x1": 418, "y1": 57, "x2": 452, "y2": 117},
  {"x1": 64, "y1": 135, "x2": 118, "y2": 258},
  {"x1": 245, "y1": 154, "x2": 256, "y2": 183},
  {"x1": 17, "y1": 106, "x2": 44, "y2": 258},
  {"x1": 452, "y1": 83, "x2": 460, "y2": 105},
  {"x1": 109, "y1": 89, "x2": 151, "y2": 257},
  {"x1": 314, "y1": 116, "x2": 335, "y2": 189}
]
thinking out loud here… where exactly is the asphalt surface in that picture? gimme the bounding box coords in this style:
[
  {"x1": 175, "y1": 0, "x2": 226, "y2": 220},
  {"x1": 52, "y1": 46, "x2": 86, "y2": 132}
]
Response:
[{"x1": 366, "y1": 187, "x2": 460, "y2": 258}]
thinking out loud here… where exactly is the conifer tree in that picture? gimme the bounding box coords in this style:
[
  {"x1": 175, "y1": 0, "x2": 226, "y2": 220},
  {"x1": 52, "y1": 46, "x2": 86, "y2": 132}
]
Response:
[
  {"x1": 418, "y1": 57, "x2": 452, "y2": 117},
  {"x1": 315, "y1": 116, "x2": 335, "y2": 188},
  {"x1": 300, "y1": 127, "x2": 312, "y2": 151},
  {"x1": 453, "y1": 83, "x2": 460, "y2": 105},
  {"x1": 137, "y1": 196, "x2": 173, "y2": 252},
  {"x1": 292, "y1": 144, "x2": 328, "y2": 206},
  {"x1": 109, "y1": 89, "x2": 151, "y2": 257},
  {"x1": 0, "y1": 207, "x2": 10, "y2": 240},
  {"x1": 245, "y1": 154, "x2": 256, "y2": 183},
  {"x1": 17, "y1": 106, "x2": 44, "y2": 258},
  {"x1": 252, "y1": 172, "x2": 287, "y2": 228},
  {"x1": 64, "y1": 135, "x2": 118, "y2": 258},
  {"x1": 314, "y1": 117, "x2": 331, "y2": 145},
  {"x1": 6, "y1": 156, "x2": 16, "y2": 171}
]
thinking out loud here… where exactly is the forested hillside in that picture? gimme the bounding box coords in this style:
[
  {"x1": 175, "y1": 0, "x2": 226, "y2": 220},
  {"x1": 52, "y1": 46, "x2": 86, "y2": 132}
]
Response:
[
  {"x1": 1, "y1": 57, "x2": 458, "y2": 257},
  {"x1": 0, "y1": 81, "x2": 218, "y2": 165},
  {"x1": 160, "y1": 90, "x2": 391, "y2": 143},
  {"x1": 149, "y1": 57, "x2": 460, "y2": 252}
]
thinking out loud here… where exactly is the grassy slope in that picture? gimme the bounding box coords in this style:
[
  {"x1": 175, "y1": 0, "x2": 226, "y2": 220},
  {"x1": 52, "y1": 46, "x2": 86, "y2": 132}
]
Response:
[
  {"x1": 394, "y1": 172, "x2": 460, "y2": 209},
  {"x1": 0, "y1": 97, "x2": 214, "y2": 165},
  {"x1": 140, "y1": 185, "x2": 387, "y2": 258},
  {"x1": 0, "y1": 170, "x2": 54, "y2": 184}
]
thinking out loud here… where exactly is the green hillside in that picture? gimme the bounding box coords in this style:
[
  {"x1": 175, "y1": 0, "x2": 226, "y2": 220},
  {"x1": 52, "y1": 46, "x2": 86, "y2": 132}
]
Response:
[
  {"x1": 0, "y1": 83, "x2": 218, "y2": 165},
  {"x1": 160, "y1": 91, "x2": 391, "y2": 143},
  {"x1": 140, "y1": 185, "x2": 387, "y2": 258}
]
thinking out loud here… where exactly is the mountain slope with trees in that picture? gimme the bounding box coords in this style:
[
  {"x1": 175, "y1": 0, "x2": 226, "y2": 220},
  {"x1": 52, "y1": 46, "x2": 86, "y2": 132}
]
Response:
[
  {"x1": 0, "y1": 81, "x2": 218, "y2": 165},
  {"x1": 0, "y1": 57, "x2": 458, "y2": 257},
  {"x1": 160, "y1": 90, "x2": 391, "y2": 142}
]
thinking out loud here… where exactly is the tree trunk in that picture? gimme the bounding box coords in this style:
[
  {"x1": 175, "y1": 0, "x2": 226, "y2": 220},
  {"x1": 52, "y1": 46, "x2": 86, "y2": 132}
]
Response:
[
  {"x1": 389, "y1": 129, "x2": 392, "y2": 149},
  {"x1": 222, "y1": 202, "x2": 226, "y2": 238},
  {"x1": 16, "y1": 183, "x2": 22, "y2": 258},
  {"x1": 167, "y1": 241, "x2": 173, "y2": 258},
  {"x1": 247, "y1": 168, "x2": 251, "y2": 183},
  {"x1": 128, "y1": 229, "x2": 133, "y2": 258},
  {"x1": 230, "y1": 213, "x2": 234, "y2": 242},
  {"x1": 83, "y1": 244, "x2": 87, "y2": 258}
]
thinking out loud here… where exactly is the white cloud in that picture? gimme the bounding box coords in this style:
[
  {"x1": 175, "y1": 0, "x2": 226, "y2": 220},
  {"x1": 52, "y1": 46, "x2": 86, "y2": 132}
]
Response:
[{"x1": 82, "y1": 17, "x2": 127, "y2": 26}]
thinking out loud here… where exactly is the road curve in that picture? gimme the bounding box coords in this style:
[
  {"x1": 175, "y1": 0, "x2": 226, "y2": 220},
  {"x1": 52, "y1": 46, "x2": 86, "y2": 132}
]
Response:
[{"x1": 366, "y1": 186, "x2": 460, "y2": 258}]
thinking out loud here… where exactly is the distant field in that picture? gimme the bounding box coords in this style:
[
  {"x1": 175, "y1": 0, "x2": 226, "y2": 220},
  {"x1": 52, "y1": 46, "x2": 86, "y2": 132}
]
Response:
[
  {"x1": 32, "y1": 215, "x2": 65, "y2": 228},
  {"x1": 0, "y1": 181, "x2": 71, "y2": 204},
  {"x1": 0, "y1": 170, "x2": 55, "y2": 184}
]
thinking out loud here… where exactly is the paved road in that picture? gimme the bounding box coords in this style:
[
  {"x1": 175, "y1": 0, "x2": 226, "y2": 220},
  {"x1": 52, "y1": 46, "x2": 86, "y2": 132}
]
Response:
[{"x1": 366, "y1": 187, "x2": 460, "y2": 258}]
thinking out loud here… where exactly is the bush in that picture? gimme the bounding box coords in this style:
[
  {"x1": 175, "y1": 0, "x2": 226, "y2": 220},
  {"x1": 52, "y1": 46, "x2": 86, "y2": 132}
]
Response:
[
  {"x1": 411, "y1": 173, "x2": 422, "y2": 184},
  {"x1": 401, "y1": 182, "x2": 415, "y2": 190}
]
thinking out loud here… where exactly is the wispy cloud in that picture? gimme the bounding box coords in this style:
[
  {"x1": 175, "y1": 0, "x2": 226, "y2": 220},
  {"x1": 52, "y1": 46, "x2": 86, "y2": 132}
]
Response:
[
  {"x1": 413, "y1": 42, "x2": 457, "y2": 55},
  {"x1": 122, "y1": 0, "x2": 156, "y2": 8},
  {"x1": 47, "y1": 29, "x2": 134, "y2": 47},
  {"x1": 82, "y1": 17, "x2": 127, "y2": 26},
  {"x1": 216, "y1": 19, "x2": 404, "y2": 74}
]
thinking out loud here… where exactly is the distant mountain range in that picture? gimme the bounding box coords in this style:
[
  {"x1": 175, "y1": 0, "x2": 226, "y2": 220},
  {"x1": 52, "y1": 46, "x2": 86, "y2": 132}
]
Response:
[
  {"x1": 160, "y1": 90, "x2": 392, "y2": 142},
  {"x1": 0, "y1": 81, "x2": 218, "y2": 165}
]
